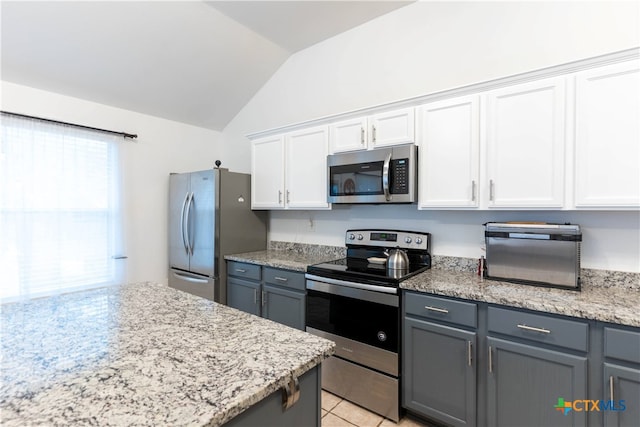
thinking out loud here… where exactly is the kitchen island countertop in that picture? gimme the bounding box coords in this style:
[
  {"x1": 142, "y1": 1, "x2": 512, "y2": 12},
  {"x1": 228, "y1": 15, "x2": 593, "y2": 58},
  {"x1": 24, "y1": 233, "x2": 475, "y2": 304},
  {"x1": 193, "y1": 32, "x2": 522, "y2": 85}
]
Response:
[{"x1": 0, "y1": 282, "x2": 335, "y2": 426}]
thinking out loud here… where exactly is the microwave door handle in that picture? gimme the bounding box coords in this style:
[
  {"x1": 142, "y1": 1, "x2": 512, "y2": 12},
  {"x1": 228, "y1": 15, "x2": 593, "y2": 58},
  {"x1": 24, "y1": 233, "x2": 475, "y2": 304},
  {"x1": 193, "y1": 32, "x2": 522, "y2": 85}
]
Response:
[{"x1": 383, "y1": 152, "x2": 392, "y2": 201}]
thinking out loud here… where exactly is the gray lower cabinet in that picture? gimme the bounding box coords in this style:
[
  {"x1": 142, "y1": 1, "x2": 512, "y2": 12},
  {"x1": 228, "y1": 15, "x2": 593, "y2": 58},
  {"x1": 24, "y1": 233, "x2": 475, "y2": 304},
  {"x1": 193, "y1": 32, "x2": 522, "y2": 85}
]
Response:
[
  {"x1": 403, "y1": 292, "x2": 477, "y2": 427},
  {"x1": 486, "y1": 337, "x2": 588, "y2": 427},
  {"x1": 227, "y1": 261, "x2": 306, "y2": 331},
  {"x1": 603, "y1": 326, "x2": 640, "y2": 427},
  {"x1": 225, "y1": 365, "x2": 321, "y2": 427}
]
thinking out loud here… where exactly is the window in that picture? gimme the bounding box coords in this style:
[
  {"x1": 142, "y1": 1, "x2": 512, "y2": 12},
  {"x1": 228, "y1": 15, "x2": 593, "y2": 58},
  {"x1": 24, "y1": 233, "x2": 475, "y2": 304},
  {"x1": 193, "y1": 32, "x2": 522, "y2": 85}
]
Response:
[{"x1": 0, "y1": 114, "x2": 125, "y2": 302}]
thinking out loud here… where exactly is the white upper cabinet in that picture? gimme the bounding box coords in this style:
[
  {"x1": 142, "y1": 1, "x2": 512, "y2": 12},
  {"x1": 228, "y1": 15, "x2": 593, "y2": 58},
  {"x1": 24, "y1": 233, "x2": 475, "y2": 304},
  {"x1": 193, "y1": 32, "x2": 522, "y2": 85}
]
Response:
[
  {"x1": 251, "y1": 126, "x2": 330, "y2": 210},
  {"x1": 573, "y1": 60, "x2": 640, "y2": 208},
  {"x1": 285, "y1": 126, "x2": 330, "y2": 209},
  {"x1": 418, "y1": 95, "x2": 480, "y2": 208},
  {"x1": 251, "y1": 135, "x2": 285, "y2": 209},
  {"x1": 485, "y1": 77, "x2": 567, "y2": 208},
  {"x1": 329, "y1": 107, "x2": 415, "y2": 153}
]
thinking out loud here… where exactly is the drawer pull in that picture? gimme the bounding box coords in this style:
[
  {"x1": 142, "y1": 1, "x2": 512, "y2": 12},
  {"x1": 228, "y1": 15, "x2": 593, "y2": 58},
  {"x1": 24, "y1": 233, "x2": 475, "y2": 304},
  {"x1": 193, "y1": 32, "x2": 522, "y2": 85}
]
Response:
[
  {"x1": 282, "y1": 376, "x2": 300, "y2": 411},
  {"x1": 262, "y1": 291, "x2": 267, "y2": 306},
  {"x1": 488, "y1": 346, "x2": 493, "y2": 373},
  {"x1": 425, "y1": 305, "x2": 449, "y2": 314},
  {"x1": 517, "y1": 324, "x2": 551, "y2": 334},
  {"x1": 467, "y1": 341, "x2": 473, "y2": 367},
  {"x1": 235, "y1": 268, "x2": 247, "y2": 273},
  {"x1": 274, "y1": 276, "x2": 288, "y2": 282}
]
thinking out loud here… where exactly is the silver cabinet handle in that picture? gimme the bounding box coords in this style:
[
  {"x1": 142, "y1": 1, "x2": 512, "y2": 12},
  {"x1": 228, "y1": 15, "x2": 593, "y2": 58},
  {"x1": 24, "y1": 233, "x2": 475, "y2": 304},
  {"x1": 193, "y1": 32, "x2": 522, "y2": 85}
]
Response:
[
  {"x1": 467, "y1": 341, "x2": 473, "y2": 367},
  {"x1": 278, "y1": 190, "x2": 282, "y2": 204},
  {"x1": 286, "y1": 190, "x2": 290, "y2": 204},
  {"x1": 382, "y1": 152, "x2": 392, "y2": 201},
  {"x1": 488, "y1": 345, "x2": 493, "y2": 373},
  {"x1": 235, "y1": 268, "x2": 247, "y2": 273},
  {"x1": 372, "y1": 125, "x2": 377, "y2": 143},
  {"x1": 274, "y1": 276, "x2": 288, "y2": 282},
  {"x1": 609, "y1": 376, "x2": 614, "y2": 402},
  {"x1": 253, "y1": 289, "x2": 258, "y2": 305},
  {"x1": 517, "y1": 324, "x2": 551, "y2": 334},
  {"x1": 262, "y1": 290, "x2": 266, "y2": 306},
  {"x1": 282, "y1": 377, "x2": 300, "y2": 411},
  {"x1": 360, "y1": 127, "x2": 365, "y2": 145},
  {"x1": 489, "y1": 179, "x2": 495, "y2": 201},
  {"x1": 471, "y1": 180, "x2": 477, "y2": 202},
  {"x1": 425, "y1": 305, "x2": 449, "y2": 314}
]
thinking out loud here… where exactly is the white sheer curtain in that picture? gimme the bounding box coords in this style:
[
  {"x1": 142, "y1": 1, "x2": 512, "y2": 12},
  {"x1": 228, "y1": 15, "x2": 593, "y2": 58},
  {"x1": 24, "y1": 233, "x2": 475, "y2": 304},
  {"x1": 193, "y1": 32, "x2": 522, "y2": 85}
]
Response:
[{"x1": 0, "y1": 114, "x2": 125, "y2": 302}]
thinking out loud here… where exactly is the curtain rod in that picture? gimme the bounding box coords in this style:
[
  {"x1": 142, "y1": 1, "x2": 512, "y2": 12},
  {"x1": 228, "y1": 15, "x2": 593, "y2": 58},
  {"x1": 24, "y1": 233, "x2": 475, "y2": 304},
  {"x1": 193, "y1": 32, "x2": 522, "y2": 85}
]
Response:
[{"x1": 1, "y1": 111, "x2": 137, "y2": 139}]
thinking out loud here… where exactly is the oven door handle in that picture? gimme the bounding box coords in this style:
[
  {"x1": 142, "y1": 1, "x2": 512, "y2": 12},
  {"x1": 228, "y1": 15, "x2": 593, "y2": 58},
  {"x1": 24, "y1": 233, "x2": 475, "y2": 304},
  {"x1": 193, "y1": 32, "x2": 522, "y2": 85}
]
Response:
[{"x1": 305, "y1": 274, "x2": 399, "y2": 306}]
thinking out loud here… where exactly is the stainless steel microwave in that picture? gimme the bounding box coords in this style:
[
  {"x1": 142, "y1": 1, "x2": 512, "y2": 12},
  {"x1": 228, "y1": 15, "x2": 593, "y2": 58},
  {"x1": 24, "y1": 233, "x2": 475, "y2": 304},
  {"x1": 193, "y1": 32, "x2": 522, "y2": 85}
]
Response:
[{"x1": 327, "y1": 144, "x2": 417, "y2": 204}]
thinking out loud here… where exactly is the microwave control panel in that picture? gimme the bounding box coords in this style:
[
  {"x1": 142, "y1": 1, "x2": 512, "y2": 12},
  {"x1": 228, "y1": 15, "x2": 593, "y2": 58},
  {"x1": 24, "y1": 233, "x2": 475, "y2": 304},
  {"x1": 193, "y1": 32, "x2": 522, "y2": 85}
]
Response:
[{"x1": 390, "y1": 159, "x2": 409, "y2": 194}]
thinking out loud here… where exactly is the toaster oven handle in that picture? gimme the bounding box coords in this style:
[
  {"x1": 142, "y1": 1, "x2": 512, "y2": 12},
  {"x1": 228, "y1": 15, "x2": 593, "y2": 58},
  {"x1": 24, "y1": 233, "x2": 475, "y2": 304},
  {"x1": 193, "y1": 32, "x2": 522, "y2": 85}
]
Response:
[{"x1": 382, "y1": 152, "x2": 392, "y2": 201}]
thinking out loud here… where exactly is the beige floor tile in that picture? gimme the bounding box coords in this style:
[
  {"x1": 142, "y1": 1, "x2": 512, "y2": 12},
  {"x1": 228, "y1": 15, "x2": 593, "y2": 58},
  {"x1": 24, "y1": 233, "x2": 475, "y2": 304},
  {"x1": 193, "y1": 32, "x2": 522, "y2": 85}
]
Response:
[
  {"x1": 379, "y1": 414, "x2": 434, "y2": 427},
  {"x1": 331, "y1": 399, "x2": 384, "y2": 427},
  {"x1": 322, "y1": 412, "x2": 357, "y2": 427},
  {"x1": 322, "y1": 409, "x2": 329, "y2": 418},
  {"x1": 321, "y1": 390, "x2": 343, "y2": 411}
]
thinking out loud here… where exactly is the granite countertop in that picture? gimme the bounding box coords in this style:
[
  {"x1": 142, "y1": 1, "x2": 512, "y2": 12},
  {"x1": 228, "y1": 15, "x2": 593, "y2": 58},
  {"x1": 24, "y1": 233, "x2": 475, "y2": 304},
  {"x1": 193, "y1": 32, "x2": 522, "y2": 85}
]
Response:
[
  {"x1": 401, "y1": 269, "x2": 640, "y2": 327},
  {"x1": 225, "y1": 249, "x2": 639, "y2": 328},
  {"x1": 0, "y1": 283, "x2": 335, "y2": 426}
]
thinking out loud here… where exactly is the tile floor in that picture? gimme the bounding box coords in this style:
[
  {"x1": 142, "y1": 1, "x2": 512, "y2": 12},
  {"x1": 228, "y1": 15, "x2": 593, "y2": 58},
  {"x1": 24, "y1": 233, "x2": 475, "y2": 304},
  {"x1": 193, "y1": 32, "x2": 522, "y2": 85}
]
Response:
[{"x1": 321, "y1": 390, "x2": 434, "y2": 427}]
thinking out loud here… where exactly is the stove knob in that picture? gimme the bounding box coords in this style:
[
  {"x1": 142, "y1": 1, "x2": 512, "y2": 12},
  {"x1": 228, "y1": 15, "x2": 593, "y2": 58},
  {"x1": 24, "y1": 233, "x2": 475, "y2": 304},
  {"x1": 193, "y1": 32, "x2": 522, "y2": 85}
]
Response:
[
  {"x1": 405, "y1": 236, "x2": 412, "y2": 244},
  {"x1": 348, "y1": 233, "x2": 356, "y2": 240},
  {"x1": 357, "y1": 234, "x2": 364, "y2": 240},
  {"x1": 415, "y1": 237, "x2": 423, "y2": 244}
]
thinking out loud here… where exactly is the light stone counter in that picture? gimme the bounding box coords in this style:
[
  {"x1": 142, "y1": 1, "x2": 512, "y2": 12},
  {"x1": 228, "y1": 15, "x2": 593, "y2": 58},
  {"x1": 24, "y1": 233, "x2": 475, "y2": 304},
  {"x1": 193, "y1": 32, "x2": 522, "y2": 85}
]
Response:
[
  {"x1": 401, "y1": 269, "x2": 640, "y2": 327},
  {"x1": 225, "y1": 247, "x2": 344, "y2": 273},
  {"x1": 0, "y1": 282, "x2": 335, "y2": 426}
]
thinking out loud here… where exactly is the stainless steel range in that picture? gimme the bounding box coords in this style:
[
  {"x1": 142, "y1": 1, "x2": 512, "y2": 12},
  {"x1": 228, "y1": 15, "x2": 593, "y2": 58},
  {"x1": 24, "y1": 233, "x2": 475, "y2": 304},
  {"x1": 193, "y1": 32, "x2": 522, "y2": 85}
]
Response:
[{"x1": 305, "y1": 229, "x2": 431, "y2": 422}]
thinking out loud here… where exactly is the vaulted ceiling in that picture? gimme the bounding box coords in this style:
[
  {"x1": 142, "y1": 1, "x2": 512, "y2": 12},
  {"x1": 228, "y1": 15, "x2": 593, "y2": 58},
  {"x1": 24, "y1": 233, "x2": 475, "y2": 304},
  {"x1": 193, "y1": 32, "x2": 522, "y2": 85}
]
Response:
[{"x1": 1, "y1": 1, "x2": 413, "y2": 131}]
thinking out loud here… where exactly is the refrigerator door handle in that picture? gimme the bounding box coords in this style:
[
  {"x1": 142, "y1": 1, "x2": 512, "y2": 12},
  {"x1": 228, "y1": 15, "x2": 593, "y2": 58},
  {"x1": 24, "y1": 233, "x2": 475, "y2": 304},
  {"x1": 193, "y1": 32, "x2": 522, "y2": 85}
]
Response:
[
  {"x1": 180, "y1": 192, "x2": 190, "y2": 255},
  {"x1": 172, "y1": 271, "x2": 208, "y2": 284},
  {"x1": 186, "y1": 192, "x2": 195, "y2": 255}
]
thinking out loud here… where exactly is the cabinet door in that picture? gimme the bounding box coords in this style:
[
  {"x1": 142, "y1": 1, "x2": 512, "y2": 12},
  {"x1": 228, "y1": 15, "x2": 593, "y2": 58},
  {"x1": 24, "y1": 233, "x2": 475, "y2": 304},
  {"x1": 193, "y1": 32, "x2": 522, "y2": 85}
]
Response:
[
  {"x1": 487, "y1": 337, "x2": 587, "y2": 427},
  {"x1": 329, "y1": 117, "x2": 368, "y2": 153},
  {"x1": 262, "y1": 284, "x2": 305, "y2": 331},
  {"x1": 227, "y1": 277, "x2": 261, "y2": 316},
  {"x1": 285, "y1": 126, "x2": 330, "y2": 209},
  {"x1": 574, "y1": 60, "x2": 640, "y2": 208},
  {"x1": 418, "y1": 95, "x2": 480, "y2": 208},
  {"x1": 604, "y1": 363, "x2": 640, "y2": 427},
  {"x1": 252, "y1": 135, "x2": 285, "y2": 209},
  {"x1": 369, "y1": 107, "x2": 415, "y2": 148},
  {"x1": 403, "y1": 317, "x2": 476, "y2": 427},
  {"x1": 485, "y1": 77, "x2": 566, "y2": 208}
]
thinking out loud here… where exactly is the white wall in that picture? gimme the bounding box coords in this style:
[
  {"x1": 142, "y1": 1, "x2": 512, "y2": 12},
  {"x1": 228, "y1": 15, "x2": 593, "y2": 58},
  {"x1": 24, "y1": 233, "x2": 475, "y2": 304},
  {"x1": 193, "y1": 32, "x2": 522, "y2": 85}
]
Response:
[
  {"x1": 1, "y1": 81, "x2": 223, "y2": 284},
  {"x1": 222, "y1": 0, "x2": 640, "y2": 272}
]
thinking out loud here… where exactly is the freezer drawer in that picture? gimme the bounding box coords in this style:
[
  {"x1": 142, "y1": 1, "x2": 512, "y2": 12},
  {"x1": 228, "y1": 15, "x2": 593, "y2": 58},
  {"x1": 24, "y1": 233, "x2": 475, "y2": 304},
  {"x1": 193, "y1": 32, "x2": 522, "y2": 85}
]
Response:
[{"x1": 169, "y1": 269, "x2": 215, "y2": 300}]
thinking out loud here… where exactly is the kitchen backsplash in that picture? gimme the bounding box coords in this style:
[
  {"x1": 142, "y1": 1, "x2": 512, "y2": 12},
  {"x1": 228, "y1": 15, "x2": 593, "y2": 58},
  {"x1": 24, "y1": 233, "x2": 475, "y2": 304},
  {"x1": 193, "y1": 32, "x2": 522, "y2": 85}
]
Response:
[{"x1": 268, "y1": 241, "x2": 640, "y2": 290}]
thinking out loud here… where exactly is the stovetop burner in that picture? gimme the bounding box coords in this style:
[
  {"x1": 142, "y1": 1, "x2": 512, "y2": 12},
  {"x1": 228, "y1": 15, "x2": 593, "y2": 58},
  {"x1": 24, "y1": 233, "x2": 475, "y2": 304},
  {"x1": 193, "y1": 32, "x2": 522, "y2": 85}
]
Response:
[{"x1": 306, "y1": 229, "x2": 432, "y2": 288}]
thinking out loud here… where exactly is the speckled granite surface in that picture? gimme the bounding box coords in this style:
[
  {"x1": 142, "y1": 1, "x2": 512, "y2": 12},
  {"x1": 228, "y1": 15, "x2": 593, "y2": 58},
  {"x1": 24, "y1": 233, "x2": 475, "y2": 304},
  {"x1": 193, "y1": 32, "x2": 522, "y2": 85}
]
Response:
[
  {"x1": 0, "y1": 282, "x2": 335, "y2": 426},
  {"x1": 401, "y1": 269, "x2": 640, "y2": 327},
  {"x1": 226, "y1": 244, "x2": 639, "y2": 327}
]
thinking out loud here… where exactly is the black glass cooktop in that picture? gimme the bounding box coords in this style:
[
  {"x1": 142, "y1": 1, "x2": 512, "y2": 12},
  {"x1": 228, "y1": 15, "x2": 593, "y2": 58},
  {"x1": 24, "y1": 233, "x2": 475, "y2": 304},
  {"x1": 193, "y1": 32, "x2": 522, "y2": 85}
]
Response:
[{"x1": 307, "y1": 256, "x2": 430, "y2": 286}]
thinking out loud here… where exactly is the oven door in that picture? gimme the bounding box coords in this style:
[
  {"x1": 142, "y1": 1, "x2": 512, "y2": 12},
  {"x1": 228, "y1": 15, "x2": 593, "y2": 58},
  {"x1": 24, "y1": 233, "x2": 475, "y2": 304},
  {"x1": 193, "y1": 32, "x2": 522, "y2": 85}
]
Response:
[{"x1": 306, "y1": 277, "x2": 399, "y2": 353}]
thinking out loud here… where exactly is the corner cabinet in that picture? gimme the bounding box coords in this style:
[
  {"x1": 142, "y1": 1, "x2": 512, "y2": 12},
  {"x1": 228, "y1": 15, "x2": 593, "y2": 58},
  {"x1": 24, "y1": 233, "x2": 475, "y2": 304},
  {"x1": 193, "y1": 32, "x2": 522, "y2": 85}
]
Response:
[
  {"x1": 227, "y1": 261, "x2": 306, "y2": 331},
  {"x1": 251, "y1": 125, "x2": 330, "y2": 210},
  {"x1": 329, "y1": 107, "x2": 415, "y2": 153},
  {"x1": 574, "y1": 60, "x2": 640, "y2": 208}
]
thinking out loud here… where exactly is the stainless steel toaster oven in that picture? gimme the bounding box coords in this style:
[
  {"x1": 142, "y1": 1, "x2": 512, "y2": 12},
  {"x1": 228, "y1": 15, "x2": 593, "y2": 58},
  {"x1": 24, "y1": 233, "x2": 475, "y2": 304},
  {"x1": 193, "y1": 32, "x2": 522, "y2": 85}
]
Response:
[{"x1": 485, "y1": 222, "x2": 582, "y2": 290}]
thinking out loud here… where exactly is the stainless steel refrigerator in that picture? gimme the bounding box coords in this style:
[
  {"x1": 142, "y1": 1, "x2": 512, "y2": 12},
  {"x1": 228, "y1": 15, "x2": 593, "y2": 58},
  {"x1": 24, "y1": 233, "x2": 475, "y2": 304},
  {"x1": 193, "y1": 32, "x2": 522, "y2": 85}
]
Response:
[{"x1": 168, "y1": 167, "x2": 266, "y2": 303}]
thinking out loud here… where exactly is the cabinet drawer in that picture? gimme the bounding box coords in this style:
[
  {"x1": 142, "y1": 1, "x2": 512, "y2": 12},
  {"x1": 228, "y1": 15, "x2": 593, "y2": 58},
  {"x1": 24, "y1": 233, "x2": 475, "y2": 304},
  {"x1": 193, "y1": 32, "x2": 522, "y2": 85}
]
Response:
[
  {"x1": 604, "y1": 327, "x2": 640, "y2": 364},
  {"x1": 263, "y1": 267, "x2": 305, "y2": 291},
  {"x1": 488, "y1": 306, "x2": 588, "y2": 352},
  {"x1": 404, "y1": 292, "x2": 477, "y2": 328},
  {"x1": 227, "y1": 261, "x2": 261, "y2": 281}
]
